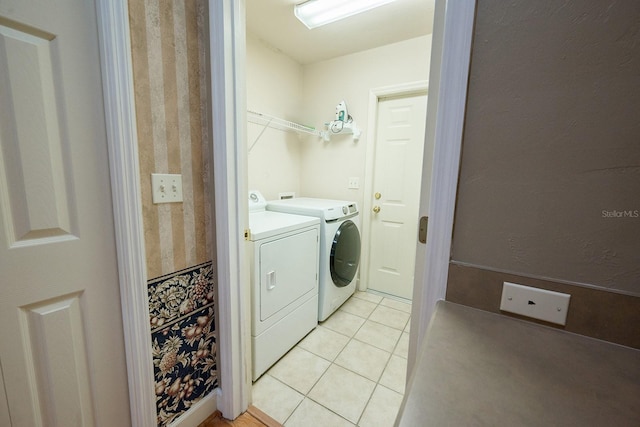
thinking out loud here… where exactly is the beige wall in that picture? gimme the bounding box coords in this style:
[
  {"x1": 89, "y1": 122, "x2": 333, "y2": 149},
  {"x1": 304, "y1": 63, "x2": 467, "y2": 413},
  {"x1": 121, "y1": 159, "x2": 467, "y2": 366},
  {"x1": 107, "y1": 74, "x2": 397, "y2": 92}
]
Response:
[
  {"x1": 301, "y1": 36, "x2": 432, "y2": 209},
  {"x1": 129, "y1": 0, "x2": 212, "y2": 279},
  {"x1": 447, "y1": 0, "x2": 640, "y2": 347},
  {"x1": 246, "y1": 34, "x2": 432, "y2": 206},
  {"x1": 246, "y1": 33, "x2": 304, "y2": 200}
]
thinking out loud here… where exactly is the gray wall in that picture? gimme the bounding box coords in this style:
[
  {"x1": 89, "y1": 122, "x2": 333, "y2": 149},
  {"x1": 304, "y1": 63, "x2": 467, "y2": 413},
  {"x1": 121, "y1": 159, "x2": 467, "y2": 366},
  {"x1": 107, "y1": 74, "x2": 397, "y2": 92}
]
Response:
[{"x1": 452, "y1": 0, "x2": 640, "y2": 296}]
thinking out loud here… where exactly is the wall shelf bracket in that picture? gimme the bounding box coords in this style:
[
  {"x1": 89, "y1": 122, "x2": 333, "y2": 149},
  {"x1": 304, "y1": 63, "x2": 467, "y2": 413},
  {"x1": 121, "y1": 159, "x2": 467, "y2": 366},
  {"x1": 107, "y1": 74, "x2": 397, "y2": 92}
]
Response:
[{"x1": 324, "y1": 120, "x2": 361, "y2": 141}]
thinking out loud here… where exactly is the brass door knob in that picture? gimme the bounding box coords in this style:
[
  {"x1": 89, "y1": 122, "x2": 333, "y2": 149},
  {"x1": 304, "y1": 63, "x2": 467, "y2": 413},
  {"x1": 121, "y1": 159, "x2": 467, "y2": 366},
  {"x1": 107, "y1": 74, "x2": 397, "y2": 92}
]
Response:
[
  {"x1": 373, "y1": 206, "x2": 381, "y2": 213},
  {"x1": 374, "y1": 192, "x2": 381, "y2": 200}
]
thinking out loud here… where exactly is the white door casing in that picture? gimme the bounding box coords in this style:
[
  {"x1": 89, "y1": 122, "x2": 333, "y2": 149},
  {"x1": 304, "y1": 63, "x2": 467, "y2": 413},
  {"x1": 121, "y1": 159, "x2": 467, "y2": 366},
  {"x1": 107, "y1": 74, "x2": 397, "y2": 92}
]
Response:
[
  {"x1": 407, "y1": 0, "x2": 476, "y2": 376},
  {"x1": 0, "y1": 1, "x2": 131, "y2": 425},
  {"x1": 366, "y1": 93, "x2": 428, "y2": 300},
  {"x1": 98, "y1": 0, "x2": 221, "y2": 425},
  {"x1": 209, "y1": 0, "x2": 252, "y2": 420},
  {"x1": 95, "y1": 0, "x2": 158, "y2": 425},
  {"x1": 360, "y1": 81, "x2": 428, "y2": 296},
  {"x1": 99, "y1": 0, "x2": 249, "y2": 424},
  {"x1": 210, "y1": 0, "x2": 477, "y2": 417}
]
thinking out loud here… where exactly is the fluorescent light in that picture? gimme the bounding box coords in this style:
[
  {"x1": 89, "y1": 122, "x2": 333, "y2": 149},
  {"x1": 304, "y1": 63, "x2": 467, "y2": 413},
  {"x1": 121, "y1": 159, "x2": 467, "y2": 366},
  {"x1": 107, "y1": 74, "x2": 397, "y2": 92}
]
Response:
[{"x1": 294, "y1": 0, "x2": 397, "y2": 29}]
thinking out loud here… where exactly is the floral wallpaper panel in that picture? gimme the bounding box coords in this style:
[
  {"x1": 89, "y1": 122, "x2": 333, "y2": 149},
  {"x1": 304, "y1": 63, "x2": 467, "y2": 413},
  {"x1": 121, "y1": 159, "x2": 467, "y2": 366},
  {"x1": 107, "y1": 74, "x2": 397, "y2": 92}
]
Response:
[{"x1": 148, "y1": 261, "x2": 217, "y2": 427}]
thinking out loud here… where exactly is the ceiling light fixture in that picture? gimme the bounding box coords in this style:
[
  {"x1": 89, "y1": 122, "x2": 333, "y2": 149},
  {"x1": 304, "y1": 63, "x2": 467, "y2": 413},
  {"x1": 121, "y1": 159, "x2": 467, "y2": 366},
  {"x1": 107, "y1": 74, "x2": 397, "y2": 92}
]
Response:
[{"x1": 294, "y1": 0, "x2": 397, "y2": 30}]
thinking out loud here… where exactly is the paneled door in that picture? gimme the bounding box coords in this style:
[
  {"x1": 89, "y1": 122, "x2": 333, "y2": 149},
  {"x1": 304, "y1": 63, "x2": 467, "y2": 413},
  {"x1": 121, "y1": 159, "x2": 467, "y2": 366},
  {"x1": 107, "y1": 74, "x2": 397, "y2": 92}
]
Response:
[
  {"x1": 0, "y1": 1, "x2": 131, "y2": 426},
  {"x1": 367, "y1": 93, "x2": 428, "y2": 300}
]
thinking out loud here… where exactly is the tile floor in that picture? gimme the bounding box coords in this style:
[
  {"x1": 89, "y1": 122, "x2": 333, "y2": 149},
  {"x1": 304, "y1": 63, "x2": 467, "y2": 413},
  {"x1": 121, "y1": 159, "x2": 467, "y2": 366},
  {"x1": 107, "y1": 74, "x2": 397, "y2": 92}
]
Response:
[{"x1": 252, "y1": 291, "x2": 411, "y2": 427}]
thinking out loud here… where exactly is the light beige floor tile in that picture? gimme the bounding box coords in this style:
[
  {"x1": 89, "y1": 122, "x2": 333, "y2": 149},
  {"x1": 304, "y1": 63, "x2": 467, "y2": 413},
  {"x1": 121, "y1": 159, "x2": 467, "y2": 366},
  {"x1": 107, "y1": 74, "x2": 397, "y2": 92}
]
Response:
[
  {"x1": 339, "y1": 297, "x2": 378, "y2": 318},
  {"x1": 308, "y1": 364, "x2": 375, "y2": 424},
  {"x1": 354, "y1": 320, "x2": 402, "y2": 353},
  {"x1": 404, "y1": 319, "x2": 411, "y2": 333},
  {"x1": 358, "y1": 385, "x2": 404, "y2": 427},
  {"x1": 320, "y1": 310, "x2": 365, "y2": 338},
  {"x1": 393, "y1": 332, "x2": 410, "y2": 359},
  {"x1": 369, "y1": 305, "x2": 410, "y2": 331},
  {"x1": 297, "y1": 325, "x2": 350, "y2": 361},
  {"x1": 334, "y1": 339, "x2": 391, "y2": 382},
  {"x1": 379, "y1": 354, "x2": 408, "y2": 394},
  {"x1": 251, "y1": 374, "x2": 303, "y2": 424},
  {"x1": 351, "y1": 291, "x2": 383, "y2": 304},
  {"x1": 380, "y1": 297, "x2": 412, "y2": 314},
  {"x1": 268, "y1": 347, "x2": 331, "y2": 394},
  {"x1": 285, "y1": 398, "x2": 354, "y2": 427}
]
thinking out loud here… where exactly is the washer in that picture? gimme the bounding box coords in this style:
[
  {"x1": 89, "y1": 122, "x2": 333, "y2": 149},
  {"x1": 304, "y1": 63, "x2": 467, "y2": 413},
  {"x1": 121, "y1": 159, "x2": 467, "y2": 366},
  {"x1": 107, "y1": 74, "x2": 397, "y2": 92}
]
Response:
[
  {"x1": 267, "y1": 198, "x2": 360, "y2": 321},
  {"x1": 248, "y1": 191, "x2": 320, "y2": 380}
]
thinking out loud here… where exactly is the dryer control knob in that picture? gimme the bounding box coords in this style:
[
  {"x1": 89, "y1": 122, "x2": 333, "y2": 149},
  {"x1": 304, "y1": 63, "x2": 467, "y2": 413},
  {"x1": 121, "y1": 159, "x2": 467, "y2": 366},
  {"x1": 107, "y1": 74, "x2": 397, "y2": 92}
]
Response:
[{"x1": 342, "y1": 206, "x2": 348, "y2": 215}]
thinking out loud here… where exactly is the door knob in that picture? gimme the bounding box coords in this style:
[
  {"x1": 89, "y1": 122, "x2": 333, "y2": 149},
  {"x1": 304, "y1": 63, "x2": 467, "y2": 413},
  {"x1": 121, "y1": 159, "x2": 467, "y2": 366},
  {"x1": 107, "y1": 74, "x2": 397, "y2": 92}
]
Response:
[
  {"x1": 373, "y1": 206, "x2": 380, "y2": 213},
  {"x1": 374, "y1": 192, "x2": 381, "y2": 200}
]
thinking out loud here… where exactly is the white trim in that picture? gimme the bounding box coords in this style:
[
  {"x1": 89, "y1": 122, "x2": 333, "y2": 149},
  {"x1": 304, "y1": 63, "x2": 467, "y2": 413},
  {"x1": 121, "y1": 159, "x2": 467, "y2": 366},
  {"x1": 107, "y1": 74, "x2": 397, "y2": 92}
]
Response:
[
  {"x1": 360, "y1": 81, "x2": 429, "y2": 292},
  {"x1": 209, "y1": 0, "x2": 251, "y2": 420},
  {"x1": 408, "y1": 0, "x2": 476, "y2": 374},
  {"x1": 168, "y1": 392, "x2": 218, "y2": 427},
  {"x1": 95, "y1": 0, "x2": 157, "y2": 426}
]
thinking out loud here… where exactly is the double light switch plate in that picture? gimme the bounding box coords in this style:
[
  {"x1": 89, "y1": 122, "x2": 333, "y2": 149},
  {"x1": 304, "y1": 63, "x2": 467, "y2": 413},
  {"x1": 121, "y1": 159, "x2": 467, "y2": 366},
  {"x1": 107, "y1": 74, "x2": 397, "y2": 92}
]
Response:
[{"x1": 151, "y1": 173, "x2": 183, "y2": 204}]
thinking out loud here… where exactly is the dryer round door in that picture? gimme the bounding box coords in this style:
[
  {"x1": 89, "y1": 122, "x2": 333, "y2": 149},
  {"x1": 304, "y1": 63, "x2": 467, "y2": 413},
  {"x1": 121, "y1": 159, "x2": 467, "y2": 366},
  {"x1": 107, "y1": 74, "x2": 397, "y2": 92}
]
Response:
[{"x1": 330, "y1": 220, "x2": 361, "y2": 287}]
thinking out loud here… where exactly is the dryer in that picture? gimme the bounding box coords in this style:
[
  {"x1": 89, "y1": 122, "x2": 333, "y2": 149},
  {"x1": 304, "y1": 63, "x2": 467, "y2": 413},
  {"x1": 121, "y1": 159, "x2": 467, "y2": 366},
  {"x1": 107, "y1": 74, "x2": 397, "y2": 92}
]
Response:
[
  {"x1": 248, "y1": 191, "x2": 320, "y2": 380},
  {"x1": 267, "y1": 198, "x2": 360, "y2": 321}
]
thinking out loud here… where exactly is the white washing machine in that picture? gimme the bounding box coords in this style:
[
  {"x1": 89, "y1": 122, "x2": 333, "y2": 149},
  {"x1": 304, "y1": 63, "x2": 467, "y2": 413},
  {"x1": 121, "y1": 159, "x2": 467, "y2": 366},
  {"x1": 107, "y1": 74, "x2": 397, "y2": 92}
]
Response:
[
  {"x1": 248, "y1": 191, "x2": 320, "y2": 380},
  {"x1": 267, "y1": 198, "x2": 361, "y2": 321}
]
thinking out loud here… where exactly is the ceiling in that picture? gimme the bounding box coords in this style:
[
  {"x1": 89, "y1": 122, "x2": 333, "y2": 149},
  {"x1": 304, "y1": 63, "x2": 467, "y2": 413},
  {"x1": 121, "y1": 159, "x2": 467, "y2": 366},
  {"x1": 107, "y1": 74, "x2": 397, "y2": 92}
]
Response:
[{"x1": 245, "y1": 0, "x2": 436, "y2": 65}]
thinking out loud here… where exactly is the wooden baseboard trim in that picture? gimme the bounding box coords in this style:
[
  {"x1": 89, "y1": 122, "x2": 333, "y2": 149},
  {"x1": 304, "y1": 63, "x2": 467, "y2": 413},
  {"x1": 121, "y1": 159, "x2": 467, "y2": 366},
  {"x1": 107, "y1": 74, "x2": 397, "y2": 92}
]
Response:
[{"x1": 246, "y1": 405, "x2": 282, "y2": 427}]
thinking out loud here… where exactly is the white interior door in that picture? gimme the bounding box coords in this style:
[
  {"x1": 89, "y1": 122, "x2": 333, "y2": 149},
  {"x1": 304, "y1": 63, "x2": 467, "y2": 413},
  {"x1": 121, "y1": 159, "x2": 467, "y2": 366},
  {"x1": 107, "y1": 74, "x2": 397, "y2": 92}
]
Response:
[
  {"x1": 367, "y1": 93, "x2": 428, "y2": 300},
  {"x1": 0, "y1": 1, "x2": 131, "y2": 426}
]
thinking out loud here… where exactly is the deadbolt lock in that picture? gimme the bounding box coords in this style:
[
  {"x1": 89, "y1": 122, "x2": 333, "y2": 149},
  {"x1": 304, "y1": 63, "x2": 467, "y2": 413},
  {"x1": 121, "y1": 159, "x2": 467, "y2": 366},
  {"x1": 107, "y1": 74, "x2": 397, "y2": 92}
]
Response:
[
  {"x1": 373, "y1": 206, "x2": 381, "y2": 213},
  {"x1": 374, "y1": 192, "x2": 381, "y2": 200}
]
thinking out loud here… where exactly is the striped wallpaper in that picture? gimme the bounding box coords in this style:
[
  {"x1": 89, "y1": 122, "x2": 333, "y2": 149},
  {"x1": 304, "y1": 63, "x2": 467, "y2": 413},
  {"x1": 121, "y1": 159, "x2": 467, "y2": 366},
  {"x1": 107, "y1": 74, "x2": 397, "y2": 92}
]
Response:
[{"x1": 128, "y1": 0, "x2": 212, "y2": 279}]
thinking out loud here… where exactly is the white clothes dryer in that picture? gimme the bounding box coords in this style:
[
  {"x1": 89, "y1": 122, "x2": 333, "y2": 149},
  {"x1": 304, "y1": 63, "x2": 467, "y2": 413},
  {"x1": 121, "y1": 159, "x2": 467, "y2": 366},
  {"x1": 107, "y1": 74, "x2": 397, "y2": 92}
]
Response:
[
  {"x1": 248, "y1": 191, "x2": 320, "y2": 380},
  {"x1": 267, "y1": 198, "x2": 361, "y2": 321}
]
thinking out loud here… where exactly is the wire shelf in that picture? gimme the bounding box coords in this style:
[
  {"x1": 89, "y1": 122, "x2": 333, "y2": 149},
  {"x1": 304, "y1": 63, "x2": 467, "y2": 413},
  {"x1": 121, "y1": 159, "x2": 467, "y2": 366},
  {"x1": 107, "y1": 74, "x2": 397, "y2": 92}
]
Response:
[{"x1": 247, "y1": 110, "x2": 323, "y2": 138}]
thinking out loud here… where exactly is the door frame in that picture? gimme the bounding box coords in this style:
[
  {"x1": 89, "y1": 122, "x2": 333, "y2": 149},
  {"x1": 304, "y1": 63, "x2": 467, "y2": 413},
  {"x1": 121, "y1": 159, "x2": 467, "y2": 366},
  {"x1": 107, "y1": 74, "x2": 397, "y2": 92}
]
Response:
[
  {"x1": 208, "y1": 0, "x2": 252, "y2": 420},
  {"x1": 360, "y1": 81, "x2": 429, "y2": 295},
  {"x1": 97, "y1": 0, "x2": 251, "y2": 423},
  {"x1": 209, "y1": 0, "x2": 477, "y2": 416},
  {"x1": 406, "y1": 0, "x2": 476, "y2": 375},
  {"x1": 95, "y1": 0, "x2": 157, "y2": 425},
  {"x1": 93, "y1": 0, "x2": 478, "y2": 421}
]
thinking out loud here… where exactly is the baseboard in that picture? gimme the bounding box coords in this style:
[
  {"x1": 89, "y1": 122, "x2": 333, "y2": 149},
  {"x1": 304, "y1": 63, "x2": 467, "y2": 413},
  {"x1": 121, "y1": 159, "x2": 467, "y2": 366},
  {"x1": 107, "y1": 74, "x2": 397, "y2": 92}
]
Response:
[
  {"x1": 446, "y1": 262, "x2": 640, "y2": 349},
  {"x1": 168, "y1": 390, "x2": 218, "y2": 427},
  {"x1": 247, "y1": 404, "x2": 282, "y2": 427}
]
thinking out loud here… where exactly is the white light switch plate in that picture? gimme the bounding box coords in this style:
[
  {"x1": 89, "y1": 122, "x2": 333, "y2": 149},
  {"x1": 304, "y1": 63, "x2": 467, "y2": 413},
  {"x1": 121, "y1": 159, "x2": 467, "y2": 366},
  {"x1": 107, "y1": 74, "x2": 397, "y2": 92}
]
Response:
[
  {"x1": 151, "y1": 173, "x2": 183, "y2": 204},
  {"x1": 500, "y1": 282, "x2": 571, "y2": 325}
]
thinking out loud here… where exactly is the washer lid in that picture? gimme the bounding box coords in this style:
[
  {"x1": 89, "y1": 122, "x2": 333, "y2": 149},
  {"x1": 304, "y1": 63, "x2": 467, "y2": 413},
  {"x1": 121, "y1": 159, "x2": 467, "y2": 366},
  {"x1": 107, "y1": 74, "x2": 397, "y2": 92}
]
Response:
[{"x1": 249, "y1": 211, "x2": 319, "y2": 241}]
